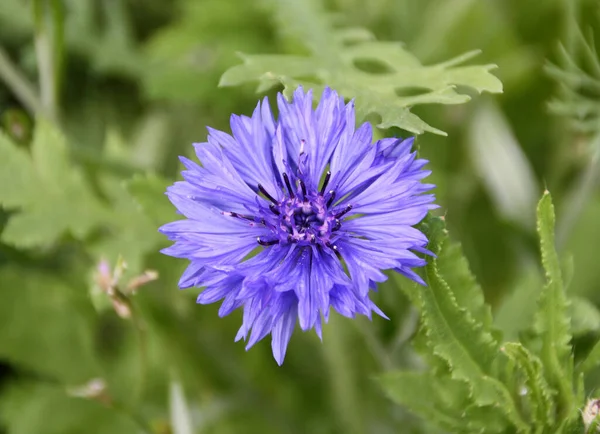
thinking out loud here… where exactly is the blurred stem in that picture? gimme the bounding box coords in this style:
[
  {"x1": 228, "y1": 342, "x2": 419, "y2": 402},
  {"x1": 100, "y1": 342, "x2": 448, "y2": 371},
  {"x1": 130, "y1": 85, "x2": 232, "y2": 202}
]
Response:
[
  {"x1": 33, "y1": 0, "x2": 65, "y2": 124},
  {"x1": 557, "y1": 133, "x2": 600, "y2": 249},
  {"x1": 322, "y1": 317, "x2": 363, "y2": 434},
  {"x1": 130, "y1": 303, "x2": 149, "y2": 405},
  {"x1": 0, "y1": 46, "x2": 42, "y2": 115}
]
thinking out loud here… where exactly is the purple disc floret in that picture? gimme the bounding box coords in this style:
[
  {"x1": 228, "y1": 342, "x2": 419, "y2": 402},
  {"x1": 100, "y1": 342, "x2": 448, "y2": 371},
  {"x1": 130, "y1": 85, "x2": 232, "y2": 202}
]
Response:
[{"x1": 159, "y1": 86, "x2": 437, "y2": 365}]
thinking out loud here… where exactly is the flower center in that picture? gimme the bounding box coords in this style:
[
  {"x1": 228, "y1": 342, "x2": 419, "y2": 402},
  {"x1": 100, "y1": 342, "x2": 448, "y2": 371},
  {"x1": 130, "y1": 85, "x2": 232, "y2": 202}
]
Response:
[{"x1": 222, "y1": 170, "x2": 352, "y2": 250}]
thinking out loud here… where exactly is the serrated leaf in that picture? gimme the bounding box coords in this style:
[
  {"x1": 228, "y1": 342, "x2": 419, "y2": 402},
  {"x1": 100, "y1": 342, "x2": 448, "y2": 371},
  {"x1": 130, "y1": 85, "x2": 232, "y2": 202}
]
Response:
[
  {"x1": 413, "y1": 217, "x2": 527, "y2": 432},
  {"x1": 501, "y1": 342, "x2": 555, "y2": 429},
  {"x1": 0, "y1": 119, "x2": 108, "y2": 248},
  {"x1": 376, "y1": 371, "x2": 465, "y2": 432},
  {"x1": 532, "y1": 191, "x2": 575, "y2": 417},
  {"x1": 461, "y1": 403, "x2": 512, "y2": 434},
  {"x1": 435, "y1": 226, "x2": 495, "y2": 333},
  {"x1": 219, "y1": 0, "x2": 502, "y2": 135}
]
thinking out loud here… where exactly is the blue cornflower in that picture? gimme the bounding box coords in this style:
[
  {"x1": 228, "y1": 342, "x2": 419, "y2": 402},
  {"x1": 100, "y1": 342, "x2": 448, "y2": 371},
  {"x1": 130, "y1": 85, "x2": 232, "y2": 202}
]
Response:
[{"x1": 160, "y1": 87, "x2": 436, "y2": 365}]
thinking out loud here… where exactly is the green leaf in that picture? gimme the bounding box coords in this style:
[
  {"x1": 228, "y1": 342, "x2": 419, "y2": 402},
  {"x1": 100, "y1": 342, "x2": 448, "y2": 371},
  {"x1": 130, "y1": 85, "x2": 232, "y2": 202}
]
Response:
[
  {"x1": 219, "y1": 0, "x2": 502, "y2": 135},
  {"x1": 412, "y1": 217, "x2": 527, "y2": 432},
  {"x1": 0, "y1": 119, "x2": 108, "y2": 248},
  {"x1": 532, "y1": 191, "x2": 575, "y2": 417},
  {"x1": 501, "y1": 342, "x2": 555, "y2": 429},
  {"x1": 88, "y1": 133, "x2": 167, "y2": 275},
  {"x1": 435, "y1": 226, "x2": 495, "y2": 333},
  {"x1": 376, "y1": 371, "x2": 465, "y2": 432},
  {"x1": 89, "y1": 175, "x2": 163, "y2": 275}
]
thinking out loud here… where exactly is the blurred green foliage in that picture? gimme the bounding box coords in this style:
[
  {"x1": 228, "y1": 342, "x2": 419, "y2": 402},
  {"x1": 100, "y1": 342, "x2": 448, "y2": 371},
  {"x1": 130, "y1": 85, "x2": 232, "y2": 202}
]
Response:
[{"x1": 1, "y1": 0, "x2": 600, "y2": 433}]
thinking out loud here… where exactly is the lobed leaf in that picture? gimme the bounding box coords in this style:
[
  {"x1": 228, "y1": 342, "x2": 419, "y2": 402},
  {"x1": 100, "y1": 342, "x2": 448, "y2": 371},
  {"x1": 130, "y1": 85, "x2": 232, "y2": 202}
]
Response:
[
  {"x1": 0, "y1": 119, "x2": 109, "y2": 248},
  {"x1": 88, "y1": 175, "x2": 163, "y2": 275},
  {"x1": 219, "y1": 0, "x2": 502, "y2": 135}
]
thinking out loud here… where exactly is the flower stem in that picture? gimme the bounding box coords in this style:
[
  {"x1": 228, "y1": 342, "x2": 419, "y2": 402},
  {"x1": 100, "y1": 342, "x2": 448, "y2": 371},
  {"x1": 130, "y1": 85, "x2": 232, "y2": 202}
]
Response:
[
  {"x1": 33, "y1": 0, "x2": 64, "y2": 124},
  {"x1": 130, "y1": 302, "x2": 149, "y2": 405},
  {"x1": 322, "y1": 316, "x2": 363, "y2": 434},
  {"x1": 0, "y1": 46, "x2": 42, "y2": 115}
]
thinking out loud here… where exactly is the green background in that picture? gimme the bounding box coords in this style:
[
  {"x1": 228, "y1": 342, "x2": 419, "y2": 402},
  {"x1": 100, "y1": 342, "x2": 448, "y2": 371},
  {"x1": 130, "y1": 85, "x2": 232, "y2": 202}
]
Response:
[{"x1": 0, "y1": 0, "x2": 599, "y2": 433}]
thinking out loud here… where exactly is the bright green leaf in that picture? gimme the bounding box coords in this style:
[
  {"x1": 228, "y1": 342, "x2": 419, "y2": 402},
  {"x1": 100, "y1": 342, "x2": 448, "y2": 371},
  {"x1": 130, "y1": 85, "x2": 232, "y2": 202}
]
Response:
[
  {"x1": 411, "y1": 217, "x2": 527, "y2": 432},
  {"x1": 86, "y1": 133, "x2": 167, "y2": 275},
  {"x1": 501, "y1": 342, "x2": 555, "y2": 429},
  {"x1": 376, "y1": 371, "x2": 465, "y2": 433},
  {"x1": 532, "y1": 191, "x2": 575, "y2": 417},
  {"x1": 220, "y1": 0, "x2": 502, "y2": 135},
  {"x1": 435, "y1": 227, "x2": 495, "y2": 333},
  {"x1": 88, "y1": 175, "x2": 163, "y2": 276}
]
